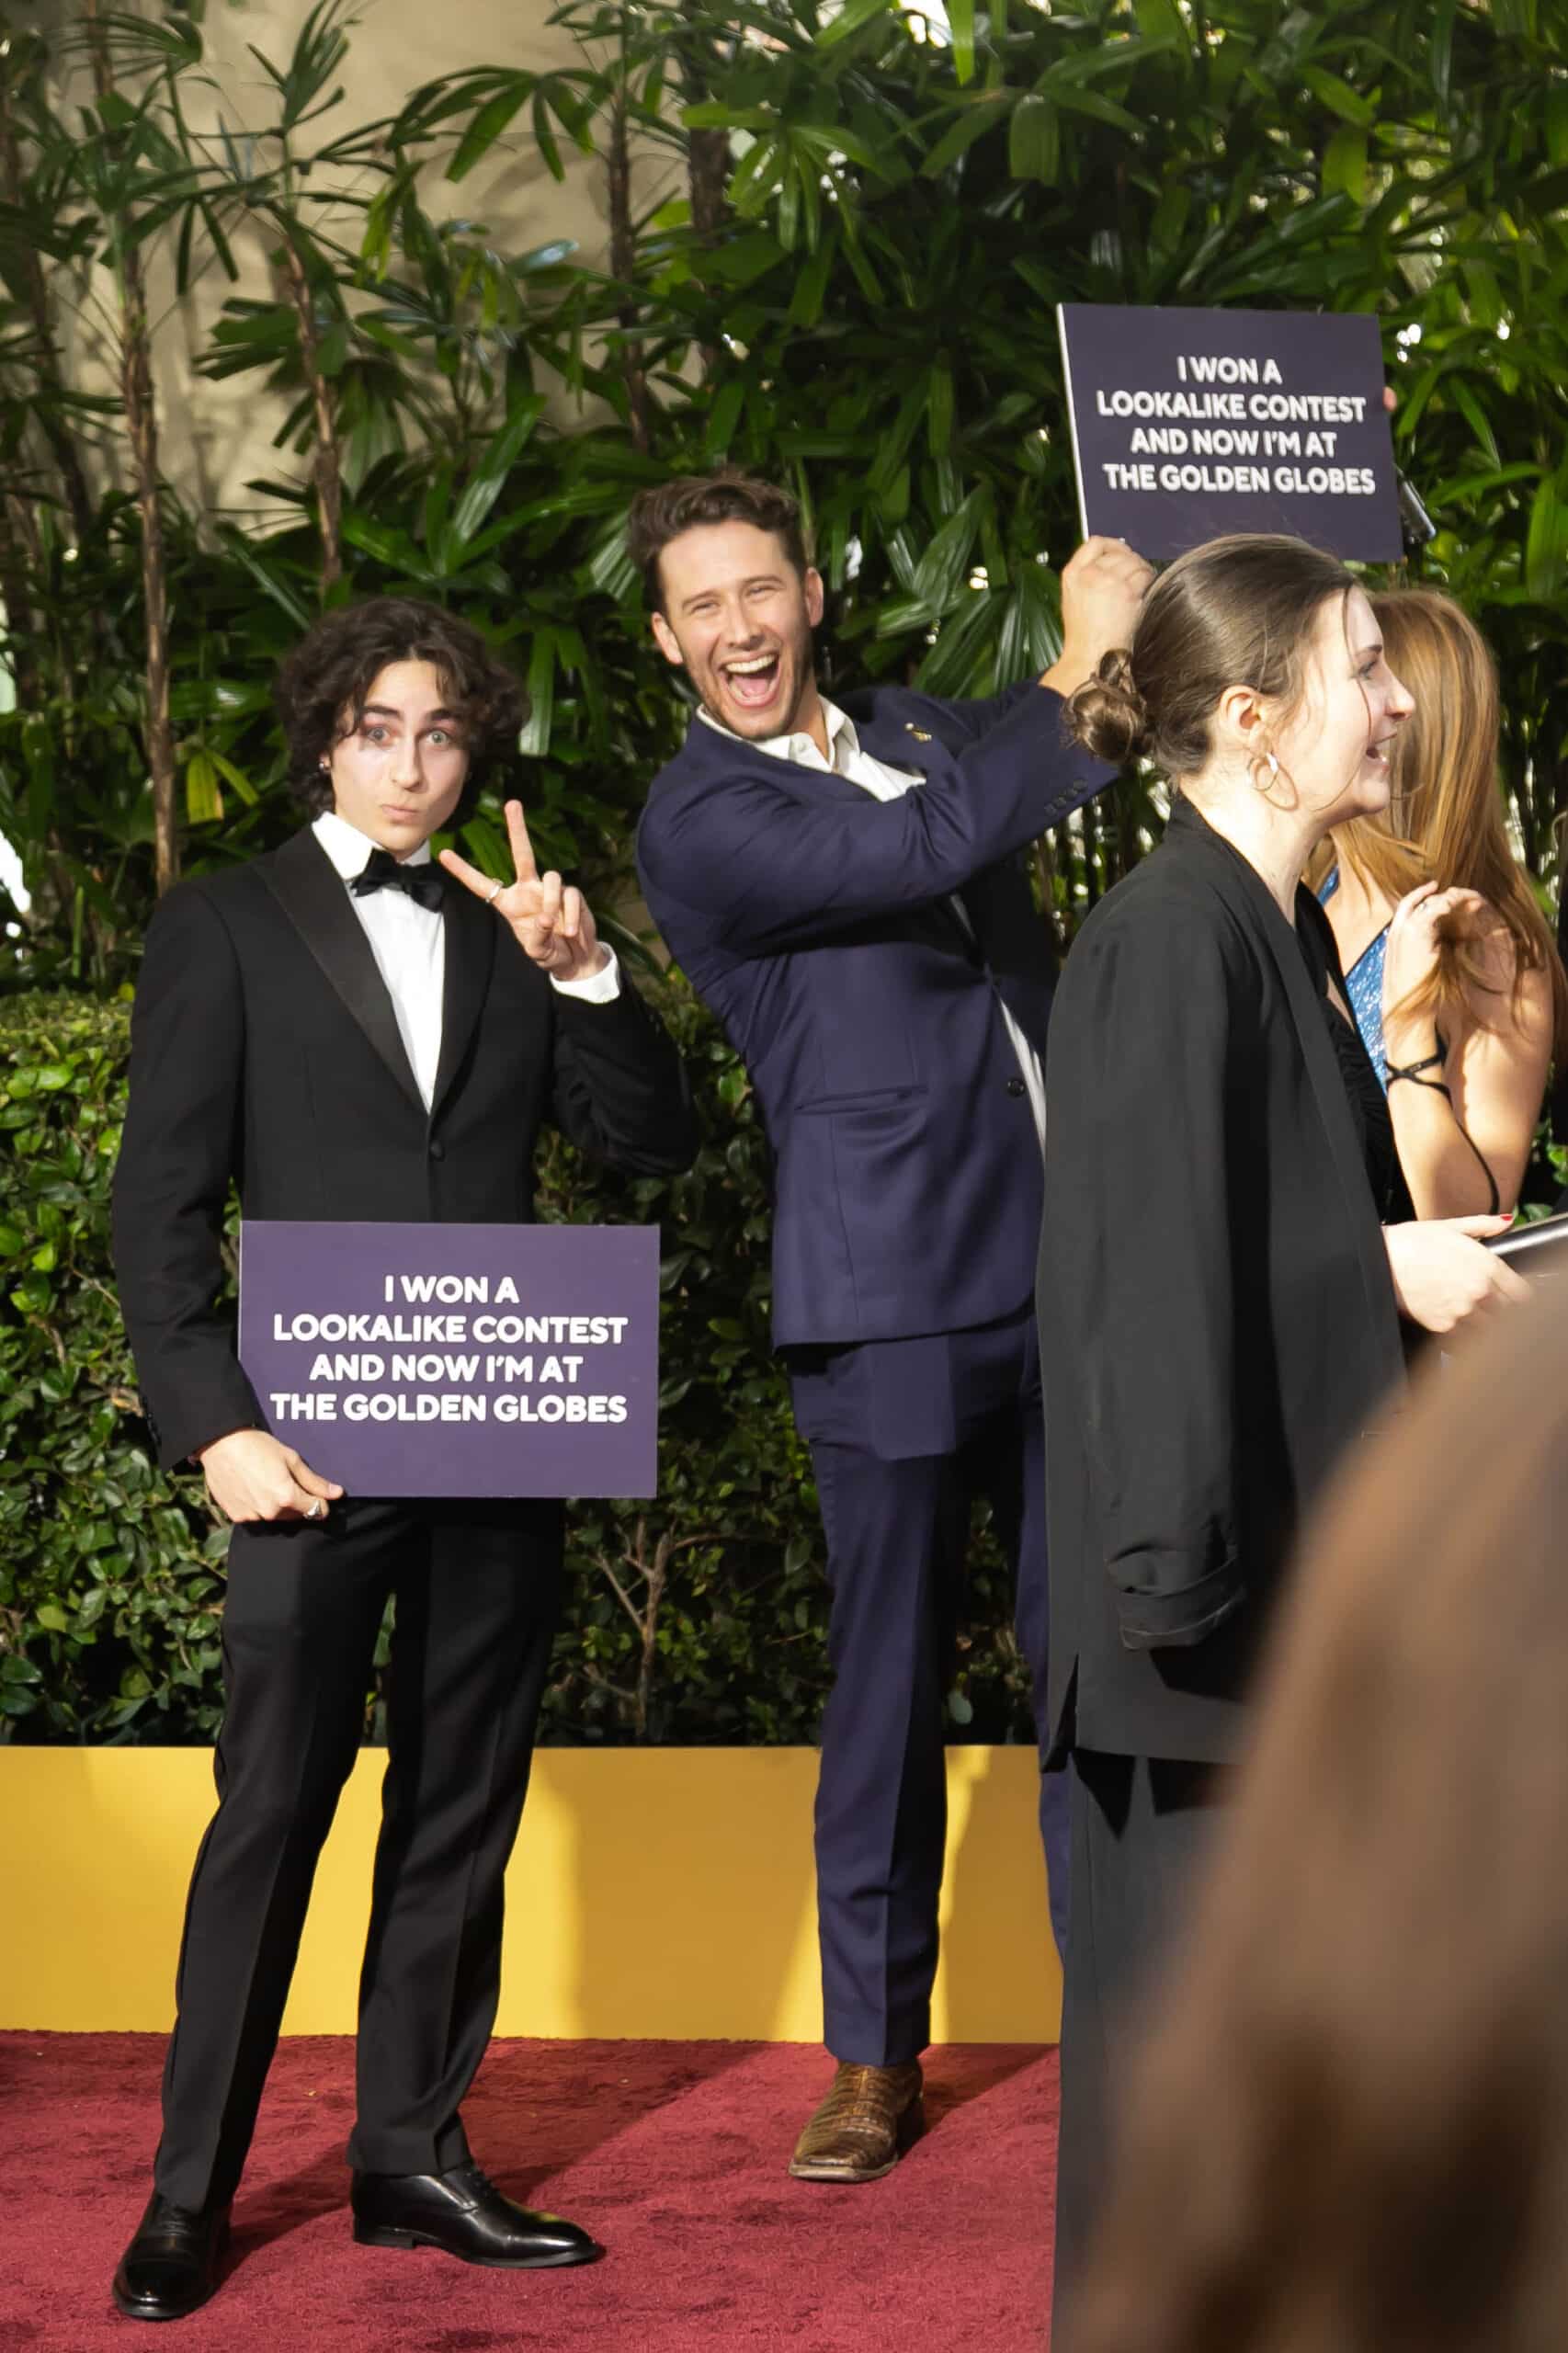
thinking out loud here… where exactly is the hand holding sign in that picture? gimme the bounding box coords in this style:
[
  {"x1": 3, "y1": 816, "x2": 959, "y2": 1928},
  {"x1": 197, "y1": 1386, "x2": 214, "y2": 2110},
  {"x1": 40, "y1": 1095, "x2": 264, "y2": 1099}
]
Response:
[
  {"x1": 1041, "y1": 536, "x2": 1155, "y2": 699},
  {"x1": 440, "y1": 801, "x2": 609, "y2": 983},
  {"x1": 199, "y1": 1427, "x2": 344, "y2": 1524}
]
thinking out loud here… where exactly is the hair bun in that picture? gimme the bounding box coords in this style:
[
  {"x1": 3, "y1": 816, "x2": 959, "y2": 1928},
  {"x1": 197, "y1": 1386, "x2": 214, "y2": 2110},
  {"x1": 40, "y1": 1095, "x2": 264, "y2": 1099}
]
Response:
[{"x1": 1067, "y1": 649, "x2": 1148, "y2": 767}]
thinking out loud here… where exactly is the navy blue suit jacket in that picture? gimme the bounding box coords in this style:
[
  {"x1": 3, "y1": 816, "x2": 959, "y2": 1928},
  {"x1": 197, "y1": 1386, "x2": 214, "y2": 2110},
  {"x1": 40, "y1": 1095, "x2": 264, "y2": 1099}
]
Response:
[{"x1": 636, "y1": 681, "x2": 1119, "y2": 1349}]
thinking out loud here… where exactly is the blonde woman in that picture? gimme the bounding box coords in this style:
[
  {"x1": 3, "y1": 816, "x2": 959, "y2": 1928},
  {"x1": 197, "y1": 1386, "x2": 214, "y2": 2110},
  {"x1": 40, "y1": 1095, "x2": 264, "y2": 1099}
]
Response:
[{"x1": 1318, "y1": 588, "x2": 1568, "y2": 1215}]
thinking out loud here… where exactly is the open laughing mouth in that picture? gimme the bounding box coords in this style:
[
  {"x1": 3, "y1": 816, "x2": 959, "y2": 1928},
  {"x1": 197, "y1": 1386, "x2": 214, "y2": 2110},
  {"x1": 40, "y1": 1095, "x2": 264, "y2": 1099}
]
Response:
[{"x1": 722, "y1": 651, "x2": 783, "y2": 710}]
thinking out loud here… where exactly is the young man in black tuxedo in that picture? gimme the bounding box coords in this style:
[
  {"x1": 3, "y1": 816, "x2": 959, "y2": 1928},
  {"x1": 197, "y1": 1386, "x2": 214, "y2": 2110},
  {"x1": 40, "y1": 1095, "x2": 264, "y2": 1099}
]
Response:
[{"x1": 109, "y1": 598, "x2": 694, "y2": 2322}]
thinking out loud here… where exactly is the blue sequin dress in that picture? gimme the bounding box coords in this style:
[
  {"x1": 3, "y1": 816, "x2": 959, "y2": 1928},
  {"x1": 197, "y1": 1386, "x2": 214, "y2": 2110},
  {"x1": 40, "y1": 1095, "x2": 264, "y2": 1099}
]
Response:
[{"x1": 1319, "y1": 868, "x2": 1391, "y2": 1091}]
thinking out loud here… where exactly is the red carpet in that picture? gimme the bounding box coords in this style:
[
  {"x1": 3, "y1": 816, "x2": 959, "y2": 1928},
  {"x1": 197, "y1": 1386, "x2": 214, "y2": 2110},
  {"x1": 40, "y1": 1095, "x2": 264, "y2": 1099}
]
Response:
[{"x1": 0, "y1": 2035, "x2": 1056, "y2": 2350}]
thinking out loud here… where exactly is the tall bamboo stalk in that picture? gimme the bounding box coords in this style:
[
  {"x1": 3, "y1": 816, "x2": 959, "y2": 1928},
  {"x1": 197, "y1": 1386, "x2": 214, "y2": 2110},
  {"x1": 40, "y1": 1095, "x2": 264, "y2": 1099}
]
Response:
[
  {"x1": 85, "y1": 0, "x2": 178, "y2": 896},
  {"x1": 679, "y1": 4, "x2": 729, "y2": 379},
  {"x1": 687, "y1": 127, "x2": 728, "y2": 378},
  {"x1": 0, "y1": 494, "x2": 36, "y2": 707},
  {"x1": 282, "y1": 235, "x2": 344, "y2": 588},
  {"x1": 687, "y1": 126, "x2": 728, "y2": 244},
  {"x1": 0, "y1": 39, "x2": 87, "y2": 711},
  {"x1": 1033, "y1": 833, "x2": 1066, "y2": 964},
  {"x1": 605, "y1": 19, "x2": 650, "y2": 454},
  {"x1": 0, "y1": 90, "x2": 93, "y2": 551}
]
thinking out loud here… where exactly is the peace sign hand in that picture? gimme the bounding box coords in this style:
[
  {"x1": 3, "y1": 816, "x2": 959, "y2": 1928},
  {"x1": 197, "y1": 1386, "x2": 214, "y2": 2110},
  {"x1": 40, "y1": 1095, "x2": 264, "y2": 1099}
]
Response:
[{"x1": 439, "y1": 800, "x2": 609, "y2": 983}]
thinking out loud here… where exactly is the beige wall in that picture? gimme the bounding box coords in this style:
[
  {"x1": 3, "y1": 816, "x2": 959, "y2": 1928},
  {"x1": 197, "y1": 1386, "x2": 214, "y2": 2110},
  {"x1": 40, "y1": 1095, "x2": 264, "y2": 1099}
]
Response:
[{"x1": 54, "y1": 0, "x2": 681, "y2": 515}]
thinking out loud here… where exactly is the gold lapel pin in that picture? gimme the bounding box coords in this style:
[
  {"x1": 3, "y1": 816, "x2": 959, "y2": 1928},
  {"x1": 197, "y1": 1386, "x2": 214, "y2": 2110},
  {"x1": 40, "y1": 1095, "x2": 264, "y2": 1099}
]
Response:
[{"x1": 904, "y1": 724, "x2": 934, "y2": 742}]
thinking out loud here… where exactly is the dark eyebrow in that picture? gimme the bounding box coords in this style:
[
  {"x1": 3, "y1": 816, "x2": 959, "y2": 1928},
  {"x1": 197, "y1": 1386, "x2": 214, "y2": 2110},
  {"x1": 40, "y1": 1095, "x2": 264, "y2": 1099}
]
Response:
[
  {"x1": 1352, "y1": 641, "x2": 1383, "y2": 663},
  {"x1": 678, "y1": 574, "x2": 784, "y2": 613},
  {"x1": 360, "y1": 703, "x2": 458, "y2": 722}
]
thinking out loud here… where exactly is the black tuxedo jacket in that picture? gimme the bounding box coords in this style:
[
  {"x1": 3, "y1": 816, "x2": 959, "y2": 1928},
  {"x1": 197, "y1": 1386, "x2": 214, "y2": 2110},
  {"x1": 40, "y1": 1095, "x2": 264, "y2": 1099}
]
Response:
[
  {"x1": 1038, "y1": 799, "x2": 1406, "y2": 1766},
  {"x1": 112, "y1": 826, "x2": 695, "y2": 1470}
]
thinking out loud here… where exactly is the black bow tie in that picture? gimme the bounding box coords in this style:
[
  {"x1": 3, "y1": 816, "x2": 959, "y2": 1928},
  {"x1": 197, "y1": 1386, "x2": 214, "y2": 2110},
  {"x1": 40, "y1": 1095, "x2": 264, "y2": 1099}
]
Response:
[{"x1": 349, "y1": 847, "x2": 445, "y2": 911}]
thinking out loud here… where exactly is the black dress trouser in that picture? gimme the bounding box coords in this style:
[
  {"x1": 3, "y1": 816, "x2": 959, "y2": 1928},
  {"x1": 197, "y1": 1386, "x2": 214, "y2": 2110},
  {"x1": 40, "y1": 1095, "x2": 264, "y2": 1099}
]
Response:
[
  {"x1": 1051, "y1": 1748, "x2": 1222, "y2": 2349},
  {"x1": 153, "y1": 1495, "x2": 564, "y2": 2212}
]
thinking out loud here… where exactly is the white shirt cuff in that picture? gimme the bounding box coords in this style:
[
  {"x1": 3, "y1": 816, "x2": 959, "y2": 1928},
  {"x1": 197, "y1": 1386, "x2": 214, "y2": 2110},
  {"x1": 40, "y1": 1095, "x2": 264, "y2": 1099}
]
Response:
[{"x1": 550, "y1": 946, "x2": 621, "y2": 1004}]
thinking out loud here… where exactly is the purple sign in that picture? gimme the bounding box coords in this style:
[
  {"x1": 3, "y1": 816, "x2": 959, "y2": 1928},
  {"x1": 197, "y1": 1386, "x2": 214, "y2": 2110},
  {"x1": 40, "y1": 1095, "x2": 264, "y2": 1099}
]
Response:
[
  {"x1": 238, "y1": 1220, "x2": 659, "y2": 1497},
  {"x1": 1058, "y1": 304, "x2": 1403, "y2": 563}
]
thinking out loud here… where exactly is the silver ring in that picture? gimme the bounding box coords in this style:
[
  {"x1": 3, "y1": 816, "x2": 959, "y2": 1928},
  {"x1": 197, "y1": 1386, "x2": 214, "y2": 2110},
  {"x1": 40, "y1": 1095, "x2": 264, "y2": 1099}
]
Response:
[
  {"x1": 486, "y1": 881, "x2": 504, "y2": 904},
  {"x1": 305, "y1": 1499, "x2": 325, "y2": 1521}
]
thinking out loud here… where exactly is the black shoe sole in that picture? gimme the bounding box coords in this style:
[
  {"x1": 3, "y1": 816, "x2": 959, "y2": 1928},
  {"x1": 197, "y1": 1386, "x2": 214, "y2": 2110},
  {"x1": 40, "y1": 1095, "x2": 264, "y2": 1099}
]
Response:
[
  {"x1": 351, "y1": 2222, "x2": 604, "y2": 2268},
  {"x1": 111, "y1": 2278, "x2": 221, "y2": 2324},
  {"x1": 112, "y1": 2223, "x2": 229, "y2": 2321}
]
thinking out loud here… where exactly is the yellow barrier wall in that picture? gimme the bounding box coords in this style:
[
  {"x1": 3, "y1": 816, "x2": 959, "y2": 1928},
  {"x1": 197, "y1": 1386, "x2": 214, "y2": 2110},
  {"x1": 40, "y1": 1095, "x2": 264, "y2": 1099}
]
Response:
[{"x1": 0, "y1": 1747, "x2": 1061, "y2": 2042}]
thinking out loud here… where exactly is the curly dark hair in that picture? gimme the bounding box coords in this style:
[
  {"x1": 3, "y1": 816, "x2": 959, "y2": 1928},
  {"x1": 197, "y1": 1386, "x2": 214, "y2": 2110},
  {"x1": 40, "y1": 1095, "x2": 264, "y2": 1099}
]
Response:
[
  {"x1": 625, "y1": 470, "x2": 811, "y2": 614},
  {"x1": 276, "y1": 597, "x2": 529, "y2": 824}
]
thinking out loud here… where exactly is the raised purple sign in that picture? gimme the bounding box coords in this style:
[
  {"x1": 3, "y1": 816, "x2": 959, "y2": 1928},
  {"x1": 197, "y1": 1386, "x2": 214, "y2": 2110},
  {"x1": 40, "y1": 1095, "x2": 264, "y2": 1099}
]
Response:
[
  {"x1": 238, "y1": 1220, "x2": 659, "y2": 1497},
  {"x1": 1058, "y1": 303, "x2": 1403, "y2": 563}
]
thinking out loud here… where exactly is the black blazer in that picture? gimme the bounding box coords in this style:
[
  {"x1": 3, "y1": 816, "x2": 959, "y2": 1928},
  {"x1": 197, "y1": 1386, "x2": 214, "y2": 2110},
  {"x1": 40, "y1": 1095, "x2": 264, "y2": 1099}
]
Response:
[
  {"x1": 1037, "y1": 799, "x2": 1406, "y2": 1766},
  {"x1": 112, "y1": 827, "x2": 695, "y2": 1470}
]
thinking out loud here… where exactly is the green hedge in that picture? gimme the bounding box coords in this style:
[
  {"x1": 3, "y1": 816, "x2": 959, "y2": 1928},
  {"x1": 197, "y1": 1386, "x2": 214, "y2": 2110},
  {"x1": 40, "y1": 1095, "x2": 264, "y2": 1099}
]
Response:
[{"x1": 0, "y1": 988, "x2": 1028, "y2": 1746}]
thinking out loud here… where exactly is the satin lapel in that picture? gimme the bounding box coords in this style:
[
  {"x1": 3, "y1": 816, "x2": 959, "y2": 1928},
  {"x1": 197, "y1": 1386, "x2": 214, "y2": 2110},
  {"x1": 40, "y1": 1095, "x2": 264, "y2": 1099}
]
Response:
[
  {"x1": 430, "y1": 876, "x2": 496, "y2": 1120},
  {"x1": 1170, "y1": 807, "x2": 1401, "y2": 1373},
  {"x1": 261, "y1": 830, "x2": 424, "y2": 1112}
]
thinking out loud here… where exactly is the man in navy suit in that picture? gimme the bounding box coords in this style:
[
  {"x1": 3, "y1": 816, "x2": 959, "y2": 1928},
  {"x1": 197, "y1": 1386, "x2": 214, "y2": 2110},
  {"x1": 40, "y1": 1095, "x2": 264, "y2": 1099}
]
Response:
[{"x1": 631, "y1": 472, "x2": 1151, "y2": 2180}]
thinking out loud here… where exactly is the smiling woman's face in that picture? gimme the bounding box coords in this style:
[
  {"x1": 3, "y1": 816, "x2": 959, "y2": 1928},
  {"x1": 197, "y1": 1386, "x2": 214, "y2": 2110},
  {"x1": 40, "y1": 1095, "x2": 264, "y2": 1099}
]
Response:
[
  {"x1": 1271, "y1": 585, "x2": 1415, "y2": 825},
  {"x1": 651, "y1": 520, "x2": 825, "y2": 741},
  {"x1": 324, "y1": 659, "x2": 470, "y2": 854}
]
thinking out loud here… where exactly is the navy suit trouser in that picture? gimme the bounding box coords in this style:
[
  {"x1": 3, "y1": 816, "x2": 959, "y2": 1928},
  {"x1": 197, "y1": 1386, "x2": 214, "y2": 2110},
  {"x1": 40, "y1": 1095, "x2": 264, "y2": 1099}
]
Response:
[{"x1": 788, "y1": 1304, "x2": 1069, "y2": 2066}]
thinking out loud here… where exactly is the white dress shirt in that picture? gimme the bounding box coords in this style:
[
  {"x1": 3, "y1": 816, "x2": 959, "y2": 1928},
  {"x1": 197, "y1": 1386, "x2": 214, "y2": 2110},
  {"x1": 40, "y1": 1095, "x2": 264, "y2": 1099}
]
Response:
[
  {"x1": 698, "y1": 699, "x2": 1048, "y2": 1149},
  {"x1": 312, "y1": 811, "x2": 620, "y2": 1113}
]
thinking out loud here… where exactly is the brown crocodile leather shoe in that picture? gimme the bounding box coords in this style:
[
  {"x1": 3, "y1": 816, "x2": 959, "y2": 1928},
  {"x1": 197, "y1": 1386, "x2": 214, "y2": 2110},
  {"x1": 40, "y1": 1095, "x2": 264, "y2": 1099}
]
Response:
[{"x1": 788, "y1": 2060, "x2": 924, "y2": 2183}]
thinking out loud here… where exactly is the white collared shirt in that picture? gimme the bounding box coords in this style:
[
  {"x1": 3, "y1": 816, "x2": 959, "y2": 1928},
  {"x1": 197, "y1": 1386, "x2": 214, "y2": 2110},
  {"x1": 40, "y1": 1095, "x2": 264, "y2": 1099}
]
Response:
[
  {"x1": 312, "y1": 811, "x2": 619, "y2": 1112},
  {"x1": 698, "y1": 699, "x2": 1048, "y2": 1149}
]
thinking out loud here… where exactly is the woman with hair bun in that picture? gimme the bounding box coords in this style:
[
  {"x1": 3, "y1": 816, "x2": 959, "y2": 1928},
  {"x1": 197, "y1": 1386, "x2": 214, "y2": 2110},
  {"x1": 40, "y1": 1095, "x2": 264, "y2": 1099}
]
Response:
[
  {"x1": 1316, "y1": 586, "x2": 1568, "y2": 1217},
  {"x1": 1037, "y1": 534, "x2": 1528, "y2": 2335}
]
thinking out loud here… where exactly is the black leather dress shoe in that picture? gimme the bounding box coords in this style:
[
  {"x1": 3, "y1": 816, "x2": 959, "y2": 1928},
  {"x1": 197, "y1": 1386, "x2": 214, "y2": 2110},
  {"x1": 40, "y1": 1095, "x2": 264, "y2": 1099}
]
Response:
[
  {"x1": 350, "y1": 2161, "x2": 602, "y2": 2268},
  {"x1": 112, "y1": 2193, "x2": 231, "y2": 2322}
]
